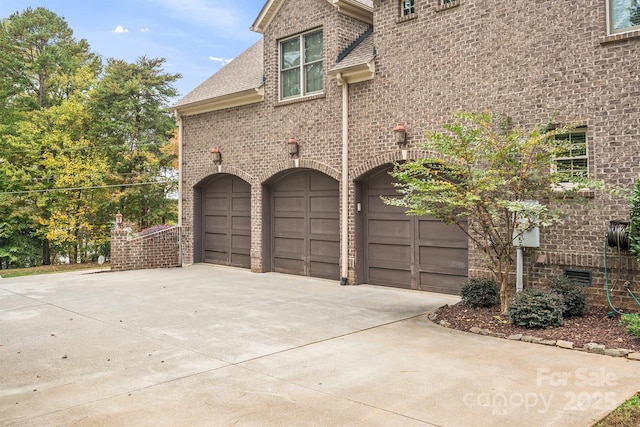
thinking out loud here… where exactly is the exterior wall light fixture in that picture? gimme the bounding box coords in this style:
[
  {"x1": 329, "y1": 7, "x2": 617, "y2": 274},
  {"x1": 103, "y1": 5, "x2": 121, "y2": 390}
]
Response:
[
  {"x1": 287, "y1": 137, "x2": 299, "y2": 157},
  {"x1": 115, "y1": 211, "x2": 123, "y2": 229},
  {"x1": 211, "y1": 147, "x2": 222, "y2": 164},
  {"x1": 393, "y1": 122, "x2": 407, "y2": 146},
  {"x1": 394, "y1": 122, "x2": 408, "y2": 160}
]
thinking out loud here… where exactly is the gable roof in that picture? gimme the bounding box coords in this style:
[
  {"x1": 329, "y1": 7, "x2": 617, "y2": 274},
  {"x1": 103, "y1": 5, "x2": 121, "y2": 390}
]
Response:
[
  {"x1": 173, "y1": 39, "x2": 264, "y2": 116},
  {"x1": 251, "y1": 0, "x2": 373, "y2": 33}
]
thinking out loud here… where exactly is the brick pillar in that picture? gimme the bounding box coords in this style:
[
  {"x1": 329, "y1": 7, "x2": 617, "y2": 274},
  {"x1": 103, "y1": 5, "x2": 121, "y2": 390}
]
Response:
[{"x1": 110, "y1": 229, "x2": 130, "y2": 271}]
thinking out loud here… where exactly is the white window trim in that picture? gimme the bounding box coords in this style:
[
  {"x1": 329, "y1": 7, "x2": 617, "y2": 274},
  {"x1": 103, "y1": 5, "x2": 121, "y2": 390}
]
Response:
[
  {"x1": 607, "y1": 0, "x2": 640, "y2": 35},
  {"x1": 400, "y1": 0, "x2": 415, "y2": 17},
  {"x1": 552, "y1": 129, "x2": 588, "y2": 187},
  {"x1": 279, "y1": 29, "x2": 324, "y2": 101}
]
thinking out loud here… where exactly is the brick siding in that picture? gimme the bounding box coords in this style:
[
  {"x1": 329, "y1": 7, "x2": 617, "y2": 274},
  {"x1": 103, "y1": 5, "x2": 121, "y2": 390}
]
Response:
[
  {"x1": 175, "y1": 0, "x2": 640, "y2": 309},
  {"x1": 110, "y1": 227, "x2": 184, "y2": 271}
]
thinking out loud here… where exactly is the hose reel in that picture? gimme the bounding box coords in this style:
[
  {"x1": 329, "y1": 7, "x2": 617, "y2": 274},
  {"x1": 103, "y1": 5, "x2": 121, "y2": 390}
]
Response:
[{"x1": 607, "y1": 220, "x2": 630, "y2": 250}]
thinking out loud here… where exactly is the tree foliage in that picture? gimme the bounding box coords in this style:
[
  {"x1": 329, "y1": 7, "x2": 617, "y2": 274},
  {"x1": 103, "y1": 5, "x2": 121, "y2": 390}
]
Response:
[
  {"x1": 629, "y1": 179, "x2": 640, "y2": 264},
  {"x1": 0, "y1": 7, "x2": 179, "y2": 268},
  {"x1": 385, "y1": 111, "x2": 599, "y2": 312}
]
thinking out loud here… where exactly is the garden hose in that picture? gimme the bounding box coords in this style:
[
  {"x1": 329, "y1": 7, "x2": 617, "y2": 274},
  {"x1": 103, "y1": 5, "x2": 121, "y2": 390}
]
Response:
[{"x1": 604, "y1": 238, "x2": 640, "y2": 316}]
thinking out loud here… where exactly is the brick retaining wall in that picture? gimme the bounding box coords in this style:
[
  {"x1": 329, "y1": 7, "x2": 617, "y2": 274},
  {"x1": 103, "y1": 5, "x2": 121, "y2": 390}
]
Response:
[{"x1": 110, "y1": 227, "x2": 184, "y2": 271}]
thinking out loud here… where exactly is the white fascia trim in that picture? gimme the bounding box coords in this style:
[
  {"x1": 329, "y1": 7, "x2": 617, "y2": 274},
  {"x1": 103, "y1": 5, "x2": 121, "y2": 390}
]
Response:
[
  {"x1": 251, "y1": 0, "x2": 284, "y2": 33},
  {"x1": 329, "y1": 59, "x2": 375, "y2": 84},
  {"x1": 328, "y1": 0, "x2": 373, "y2": 24},
  {"x1": 174, "y1": 86, "x2": 264, "y2": 117}
]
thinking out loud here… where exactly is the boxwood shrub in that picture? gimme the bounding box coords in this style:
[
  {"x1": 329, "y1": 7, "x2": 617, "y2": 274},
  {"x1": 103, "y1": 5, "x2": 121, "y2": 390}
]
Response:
[
  {"x1": 546, "y1": 277, "x2": 587, "y2": 317},
  {"x1": 507, "y1": 288, "x2": 564, "y2": 329},
  {"x1": 460, "y1": 278, "x2": 500, "y2": 308}
]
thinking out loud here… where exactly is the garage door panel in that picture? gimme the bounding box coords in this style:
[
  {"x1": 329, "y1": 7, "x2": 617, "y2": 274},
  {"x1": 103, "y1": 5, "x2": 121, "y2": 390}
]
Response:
[
  {"x1": 310, "y1": 238, "x2": 339, "y2": 257},
  {"x1": 309, "y1": 218, "x2": 339, "y2": 235},
  {"x1": 310, "y1": 261, "x2": 340, "y2": 279},
  {"x1": 202, "y1": 175, "x2": 251, "y2": 269},
  {"x1": 274, "y1": 195, "x2": 305, "y2": 213},
  {"x1": 419, "y1": 272, "x2": 465, "y2": 294},
  {"x1": 232, "y1": 196, "x2": 250, "y2": 211},
  {"x1": 363, "y1": 168, "x2": 467, "y2": 293},
  {"x1": 310, "y1": 195, "x2": 338, "y2": 212},
  {"x1": 274, "y1": 217, "x2": 304, "y2": 234},
  {"x1": 418, "y1": 219, "x2": 468, "y2": 245},
  {"x1": 368, "y1": 243, "x2": 411, "y2": 263},
  {"x1": 369, "y1": 267, "x2": 411, "y2": 289},
  {"x1": 367, "y1": 219, "x2": 411, "y2": 238},
  {"x1": 273, "y1": 237, "x2": 305, "y2": 257},
  {"x1": 231, "y1": 216, "x2": 250, "y2": 231},
  {"x1": 367, "y1": 195, "x2": 404, "y2": 214},
  {"x1": 230, "y1": 253, "x2": 251, "y2": 267},
  {"x1": 271, "y1": 170, "x2": 339, "y2": 279},
  {"x1": 205, "y1": 197, "x2": 229, "y2": 213}
]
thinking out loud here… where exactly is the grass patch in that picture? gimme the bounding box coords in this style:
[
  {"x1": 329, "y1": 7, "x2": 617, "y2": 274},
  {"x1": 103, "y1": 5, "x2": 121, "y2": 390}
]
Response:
[
  {"x1": 596, "y1": 393, "x2": 640, "y2": 427},
  {"x1": 0, "y1": 263, "x2": 108, "y2": 278}
]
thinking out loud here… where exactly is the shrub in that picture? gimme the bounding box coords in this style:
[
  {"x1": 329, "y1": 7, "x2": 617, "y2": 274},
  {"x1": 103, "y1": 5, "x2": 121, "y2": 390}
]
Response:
[
  {"x1": 460, "y1": 278, "x2": 500, "y2": 308},
  {"x1": 546, "y1": 277, "x2": 587, "y2": 317},
  {"x1": 507, "y1": 288, "x2": 564, "y2": 329},
  {"x1": 620, "y1": 314, "x2": 640, "y2": 338}
]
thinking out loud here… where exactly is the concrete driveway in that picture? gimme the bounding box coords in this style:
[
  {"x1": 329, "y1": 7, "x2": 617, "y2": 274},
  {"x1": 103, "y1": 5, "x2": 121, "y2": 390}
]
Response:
[{"x1": 1, "y1": 265, "x2": 639, "y2": 426}]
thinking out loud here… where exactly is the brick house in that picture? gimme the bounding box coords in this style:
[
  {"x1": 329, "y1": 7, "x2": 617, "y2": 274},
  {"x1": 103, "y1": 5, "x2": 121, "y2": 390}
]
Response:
[{"x1": 172, "y1": 0, "x2": 640, "y2": 305}]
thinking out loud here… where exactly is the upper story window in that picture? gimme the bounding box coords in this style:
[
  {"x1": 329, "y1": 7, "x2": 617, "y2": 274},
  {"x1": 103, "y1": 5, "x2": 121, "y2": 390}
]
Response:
[
  {"x1": 554, "y1": 129, "x2": 588, "y2": 180},
  {"x1": 280, "y1": 29, "x2": 323, "y2": 100},
  {"x1": 608, "y1": 0, "x2": 640, "y2": 34},
  {"x1": 401, "y1": 0, "x2": 415, "y2": 16}
]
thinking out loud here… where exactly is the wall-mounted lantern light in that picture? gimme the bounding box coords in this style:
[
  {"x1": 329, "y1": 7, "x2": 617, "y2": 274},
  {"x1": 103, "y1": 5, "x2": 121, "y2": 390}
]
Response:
[
  {"x1": 287, "y1": 137, "x2": 299, "y2": 157},
  {"x1": 211, "y1": 147, "x2": 222, "y2": 165},
  {"x1": 393, "y1": 122, "x2": 407, "y2": 147},
  {"x1": 115, "y1": 211, "x2": 123, "y2": 229}
]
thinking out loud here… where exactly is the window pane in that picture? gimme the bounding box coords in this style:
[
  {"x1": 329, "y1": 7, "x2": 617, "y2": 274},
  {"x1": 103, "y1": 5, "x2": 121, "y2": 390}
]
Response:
[
  {"x1": 282, "y1": 68, "x2": 300, "y2": 98},
  {"x1": 611, "y1": 0, "x2": 640, "y2": 31},
  {"x1": 403, "y1": 0, "x2": 415, "y2": 15},
  {"x1": 304, "y1": 31, "x2": 323, "y2": 63},
  {"x1": 281, "y1": 38, "x2": 300, "y2": 69},
  {"x1": 305, "y1": 63, "x2": 322, "y2": 93}
]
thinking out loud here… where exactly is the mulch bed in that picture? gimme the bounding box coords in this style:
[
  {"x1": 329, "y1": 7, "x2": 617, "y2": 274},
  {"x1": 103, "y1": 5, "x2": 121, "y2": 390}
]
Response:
[{"x1": 432, "y1": 303, "x2": 640, "y2": 352}]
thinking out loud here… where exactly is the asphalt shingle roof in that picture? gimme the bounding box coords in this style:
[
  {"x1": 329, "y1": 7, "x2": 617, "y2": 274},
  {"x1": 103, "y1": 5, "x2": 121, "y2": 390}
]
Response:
[
  {"x1": 331, "y1": 32, "x2": 375, "y2": 72},
  {"x1": 174, "y1": 39, "x2": 264, "y2": 108}
]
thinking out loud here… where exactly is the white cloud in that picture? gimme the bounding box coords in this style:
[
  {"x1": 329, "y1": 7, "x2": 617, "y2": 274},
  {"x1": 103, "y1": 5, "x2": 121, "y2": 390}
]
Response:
[
  {"x1": 140, "y1": 28, "x2": 151, "y2": 32},
  {"x1": 112, "y1": 25, "x2": 130, "y2": 34},
  {"x1": 208, "y1": 56, "x2": 233, "y2": 66}
]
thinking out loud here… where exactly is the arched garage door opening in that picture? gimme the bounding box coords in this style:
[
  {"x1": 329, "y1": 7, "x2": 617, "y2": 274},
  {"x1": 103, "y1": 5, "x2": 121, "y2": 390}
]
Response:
[
  {"x1": 267, "y1": 169, "x2": 339, "y2": 280},
  {"x1": 196, "y1": 174, "x2": 251, "y2": 268},
  {"x1": 357, "y1": 166, "x2": 468, "y2": 295}
]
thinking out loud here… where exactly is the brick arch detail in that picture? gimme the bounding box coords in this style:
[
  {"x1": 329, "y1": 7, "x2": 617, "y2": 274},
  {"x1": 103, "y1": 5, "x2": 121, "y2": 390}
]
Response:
[
  {"x1": 351, "y1": 149, "x2": 454, "y2": 181},
  {"x1": 193, "y1": 167, "x2": 256, "y2": 188},
  {"x1": 258, "y1": 159, "x2": 341, "y2": 184}
]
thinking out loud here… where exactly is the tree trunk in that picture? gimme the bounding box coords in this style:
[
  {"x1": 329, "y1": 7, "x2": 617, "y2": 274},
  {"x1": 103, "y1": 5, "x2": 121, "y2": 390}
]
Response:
[{"x1": 42, "y1": 239, "x2": 51, "y2": 265}]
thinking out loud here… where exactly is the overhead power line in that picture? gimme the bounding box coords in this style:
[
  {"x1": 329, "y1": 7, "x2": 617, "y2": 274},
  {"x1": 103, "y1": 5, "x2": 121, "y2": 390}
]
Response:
[{"x1": 0, "y1": 180, "x2": 177, "y2": 196}]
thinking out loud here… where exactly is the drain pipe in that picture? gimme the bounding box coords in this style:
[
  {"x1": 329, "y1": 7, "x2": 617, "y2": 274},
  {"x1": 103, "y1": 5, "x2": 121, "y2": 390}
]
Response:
[
  {"x1": 336, "y1": 73, "x2": 349, "y2": 286},
  {"x1": 175, "y1": 112, "x2": 184, "y2": 266}
]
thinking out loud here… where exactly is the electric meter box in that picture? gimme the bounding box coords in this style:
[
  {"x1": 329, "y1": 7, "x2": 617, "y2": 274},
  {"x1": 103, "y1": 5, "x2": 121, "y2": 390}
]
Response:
[{"x1": 513, "y1": 227, "x2": 540, "y2": 248}]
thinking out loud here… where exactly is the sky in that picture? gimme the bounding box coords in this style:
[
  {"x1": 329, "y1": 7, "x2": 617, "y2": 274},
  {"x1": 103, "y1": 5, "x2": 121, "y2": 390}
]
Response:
[{"x1": 0, "y1": 0, "x2": 265, "y2": 103}]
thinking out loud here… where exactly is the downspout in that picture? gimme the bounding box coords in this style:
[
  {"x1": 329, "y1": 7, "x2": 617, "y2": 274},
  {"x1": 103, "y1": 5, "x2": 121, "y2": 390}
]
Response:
[
  {"x1": 336, "y1": 73, "x2": 349, "y2": 285},
  {"x1": 175, "y1": 112, "x2": 184, "y2": 266},
  {"x1": 175, "y1": 112, "x2": 183, "y2": 227}
]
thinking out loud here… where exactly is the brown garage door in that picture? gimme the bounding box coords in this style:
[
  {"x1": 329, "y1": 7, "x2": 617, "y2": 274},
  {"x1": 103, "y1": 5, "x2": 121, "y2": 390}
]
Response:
[
  {"x1": 363, "y1": 168, "x2": 468, "y2": 294},
  {"x1": 271, "y1": 170, "x2": 339, "y2": 279},
  {"x1": 203, "y1": 175, "x2": 251, "y2": 268}
]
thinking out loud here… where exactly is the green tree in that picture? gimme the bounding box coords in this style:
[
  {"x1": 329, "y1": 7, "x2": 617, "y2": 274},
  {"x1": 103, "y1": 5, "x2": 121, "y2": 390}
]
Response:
[
  {"x1": 384, "y1": 112, "x2": 598, "y2": 312},
  {"x1": 0, "y1": 7, "x2": 100, "y2": 110},
  {"x1": 0, "y1": 7, "x2": 101, "y2": 265},
  {"x1": 90, "y1": 57, "x2": 180, "y2": 230}
]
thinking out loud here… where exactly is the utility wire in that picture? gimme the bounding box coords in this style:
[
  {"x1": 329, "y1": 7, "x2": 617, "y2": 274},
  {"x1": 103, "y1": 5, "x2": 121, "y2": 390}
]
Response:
[{"x1": 0, "y1": 180, "x2": 177, "y2": 196}]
